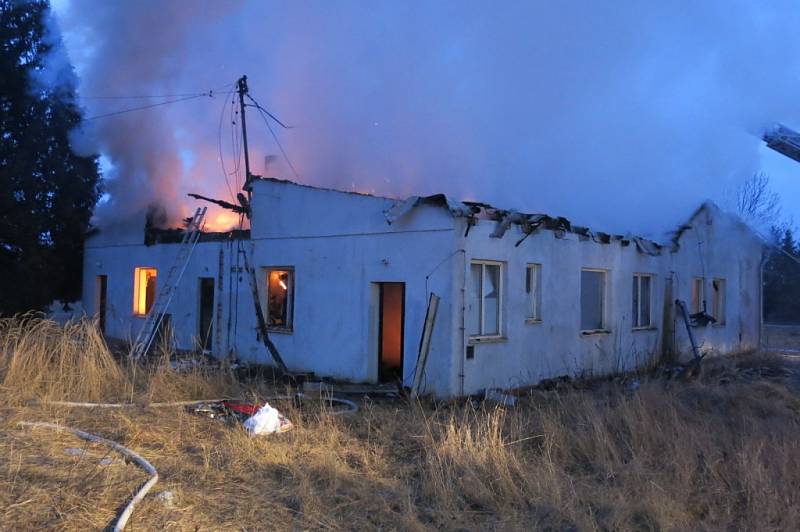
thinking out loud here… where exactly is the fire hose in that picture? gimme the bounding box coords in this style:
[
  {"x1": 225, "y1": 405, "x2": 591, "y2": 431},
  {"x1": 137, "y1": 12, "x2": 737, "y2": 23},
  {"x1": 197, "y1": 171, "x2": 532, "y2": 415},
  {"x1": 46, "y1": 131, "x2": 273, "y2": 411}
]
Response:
[{"x1": 17, "y1": 394, "x2": 357, "y2": 530}]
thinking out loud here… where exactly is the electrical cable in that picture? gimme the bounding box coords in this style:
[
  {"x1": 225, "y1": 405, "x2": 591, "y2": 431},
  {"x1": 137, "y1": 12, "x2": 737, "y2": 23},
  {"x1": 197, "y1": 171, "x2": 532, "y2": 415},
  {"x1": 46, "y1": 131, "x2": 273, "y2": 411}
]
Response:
[
  {"x1": 246, "y1": 94, "x2": 301, "y2": 181},
  {"x1": 225, "y1": 238, "x2": 236, "y2": 357},
  {"x1": 231, "y1": 96, "x2": 243, "y2": 189},
  {"x1": 82, "y1": 93, "x2": 213, "y2": 122},
  {"x1": 80, "y1": 83, "x2": 234, "y2": 101},
  {"x1": 217, "y1": 85, "x2": 238, "y2": 202},
  {"x1": 80, "y1": 92, "x2": 212, "y2": 100}
]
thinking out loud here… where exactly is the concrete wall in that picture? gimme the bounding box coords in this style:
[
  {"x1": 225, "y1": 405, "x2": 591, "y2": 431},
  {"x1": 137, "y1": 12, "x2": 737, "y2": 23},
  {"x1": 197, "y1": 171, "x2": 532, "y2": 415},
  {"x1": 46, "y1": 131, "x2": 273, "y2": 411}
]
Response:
[
  {"x1": 247, "y1": 179, "x2": 459, "y2": 394},
  {"x1": 82, "y1": 221, "x2": 234, "y2": 352},
  {"x1": 453, "y1": 202, "x2": 763, "y2": 396},
  {"x1": 82, "y1": 182, "x2": 762, "y2": 398},
  {"x1": 456, "y1": 218, "x2": 665, "y2": 395},
  {"x1": 83, "y1": 180, "x2": 461, "y2": 396},
  {"x1": 668, "y1": 204, "x2": 763, "y2": 360}
]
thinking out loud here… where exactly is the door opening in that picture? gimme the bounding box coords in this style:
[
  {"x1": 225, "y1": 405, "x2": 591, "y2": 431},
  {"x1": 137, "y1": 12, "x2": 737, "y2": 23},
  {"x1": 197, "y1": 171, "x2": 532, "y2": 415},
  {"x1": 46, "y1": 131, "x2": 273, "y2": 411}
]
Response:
[
  {"x1": 198, "y1": 277, "x2": 215, "y2": 352},
  {"x1": 378, "y1": 282, "x2": 405, "y2": 383},
  {"x1": 96, "y1": 275, "x2": 107, "y2": 334}
]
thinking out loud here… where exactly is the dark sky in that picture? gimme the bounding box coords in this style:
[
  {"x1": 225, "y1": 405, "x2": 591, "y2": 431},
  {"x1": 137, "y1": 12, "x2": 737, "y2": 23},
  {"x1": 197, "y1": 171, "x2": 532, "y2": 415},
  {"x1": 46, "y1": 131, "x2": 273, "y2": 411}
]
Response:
[{"x1": 51, "y1": 0, "x2": 800, "y2": 237}]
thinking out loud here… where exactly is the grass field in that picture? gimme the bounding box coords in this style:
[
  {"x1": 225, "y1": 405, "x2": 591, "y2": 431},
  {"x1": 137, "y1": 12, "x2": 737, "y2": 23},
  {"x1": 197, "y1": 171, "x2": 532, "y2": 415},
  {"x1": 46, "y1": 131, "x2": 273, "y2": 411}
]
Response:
[{"x1": 2, "y1": 316, "x2": 800, "y2": 531}]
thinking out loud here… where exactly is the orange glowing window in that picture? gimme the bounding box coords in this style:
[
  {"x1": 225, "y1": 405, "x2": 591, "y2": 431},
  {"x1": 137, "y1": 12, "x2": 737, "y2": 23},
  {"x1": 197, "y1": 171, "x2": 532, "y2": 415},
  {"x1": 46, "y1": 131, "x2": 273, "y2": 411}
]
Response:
[
  {"x1": 266, "y1": 268, "x2": 294, "y2": 330},
  {"x1": 133, "y1": 267, "x2": 157, "y2": 316}
]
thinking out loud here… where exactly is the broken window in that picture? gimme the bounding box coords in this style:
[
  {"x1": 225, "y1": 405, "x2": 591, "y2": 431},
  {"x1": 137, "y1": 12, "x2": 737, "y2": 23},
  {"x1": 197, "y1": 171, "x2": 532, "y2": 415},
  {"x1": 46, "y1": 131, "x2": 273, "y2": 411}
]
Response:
[
  {"x1": 712, "y1": 278, "x2": 726, "y2": 325},
  {"x1": 526, "y1": 263, "x2": 542, "y2": 322},
  {"x1": 133, "y1": 267, "x2": 157, "y2": 316},
  {"x1": 266, "y1": 268, "x2": 294, "y2": 330},
  {"x1": 691, "y1": 277, "x2": 705, "y2": 314},
  {"x1": 632, "y1": 274, "x2": 653, "y2": 329},
  {"x1": 468, "y1": 261, "x2": 503, "y2": 337},
  {"x1": 581, "y1": 269, "x2": 607, "y2": 331}
]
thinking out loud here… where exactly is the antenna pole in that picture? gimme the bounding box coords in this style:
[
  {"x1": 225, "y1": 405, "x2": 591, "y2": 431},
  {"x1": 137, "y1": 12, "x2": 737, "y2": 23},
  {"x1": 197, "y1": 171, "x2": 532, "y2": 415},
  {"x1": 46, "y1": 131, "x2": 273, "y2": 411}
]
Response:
[
  {"x1": 236, "y1": 75, "x2": 253, "y2": 197},
  {"x1": 232, "y1": 74, "x2": 290, "y2": 374}
]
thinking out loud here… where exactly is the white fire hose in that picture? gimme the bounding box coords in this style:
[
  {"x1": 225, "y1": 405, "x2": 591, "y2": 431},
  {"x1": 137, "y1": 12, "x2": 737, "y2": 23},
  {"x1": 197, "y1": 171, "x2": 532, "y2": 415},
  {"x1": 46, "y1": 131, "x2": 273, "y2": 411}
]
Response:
[{"x1": 17, "y1": 393, "x2": 357, "y2": 530}]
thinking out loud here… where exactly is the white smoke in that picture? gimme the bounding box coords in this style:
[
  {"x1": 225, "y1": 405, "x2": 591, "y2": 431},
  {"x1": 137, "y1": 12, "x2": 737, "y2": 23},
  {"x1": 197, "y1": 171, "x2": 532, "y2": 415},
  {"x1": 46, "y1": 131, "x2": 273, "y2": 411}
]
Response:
[{"x1": 52, "y1": 0, "x2": 800, "y2": 235}]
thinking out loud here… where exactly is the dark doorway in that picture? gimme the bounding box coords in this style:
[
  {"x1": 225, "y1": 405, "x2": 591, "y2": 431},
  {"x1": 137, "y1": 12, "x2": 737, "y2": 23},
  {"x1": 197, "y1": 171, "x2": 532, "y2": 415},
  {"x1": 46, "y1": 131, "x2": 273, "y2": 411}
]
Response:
[
  {"x1": 198, "y1": 277, "x2": 214, "y2": 351},
  {"x1": 96, "y1": 275, "x2": 107, "y2": 334},
  {"x1": 378, "y1": 282, "x2": 405, "y2": 382}
]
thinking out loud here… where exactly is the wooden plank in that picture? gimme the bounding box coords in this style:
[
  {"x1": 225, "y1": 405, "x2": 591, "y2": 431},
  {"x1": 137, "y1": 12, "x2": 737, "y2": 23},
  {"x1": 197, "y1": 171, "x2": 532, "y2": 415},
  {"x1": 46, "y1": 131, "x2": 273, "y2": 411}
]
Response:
[
  {"x1": 412, "y1": 293, "x2": 440, "y2": 397},
  {"x1": 241, "y1": 245, "x2": 289, "y2": 373}
]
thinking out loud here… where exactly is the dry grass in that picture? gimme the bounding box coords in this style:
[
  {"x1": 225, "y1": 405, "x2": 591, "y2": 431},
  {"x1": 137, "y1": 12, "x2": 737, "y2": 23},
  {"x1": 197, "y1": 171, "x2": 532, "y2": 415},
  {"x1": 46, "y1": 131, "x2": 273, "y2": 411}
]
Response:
[{"x1": 2, "y1": 316, "x2": 800, "y2": 530}]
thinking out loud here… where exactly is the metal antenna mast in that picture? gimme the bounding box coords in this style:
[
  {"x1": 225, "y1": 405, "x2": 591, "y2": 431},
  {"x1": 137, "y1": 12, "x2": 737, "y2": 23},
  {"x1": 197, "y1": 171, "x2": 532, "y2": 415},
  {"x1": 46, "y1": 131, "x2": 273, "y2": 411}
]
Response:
[
  {"x1": 237, "y1": 76, "x2": 254, "y2": 198},
  {"x1": 233, "y1": 75, "x2": 289, "y2": 374}
]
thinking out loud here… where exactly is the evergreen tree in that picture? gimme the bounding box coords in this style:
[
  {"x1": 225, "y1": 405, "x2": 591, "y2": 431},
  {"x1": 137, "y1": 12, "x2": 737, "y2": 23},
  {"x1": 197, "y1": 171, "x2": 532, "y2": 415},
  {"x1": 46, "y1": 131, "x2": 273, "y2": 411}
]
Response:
[
  {"x1": 0, "y1": 0, "x2": 101, "y2": 314},
  {"x1": 781, "y1": 228, "x2": 796, "y2": 255},
  {"x1": 764, "y1": 226, "x2": 800, "y2": 324}
]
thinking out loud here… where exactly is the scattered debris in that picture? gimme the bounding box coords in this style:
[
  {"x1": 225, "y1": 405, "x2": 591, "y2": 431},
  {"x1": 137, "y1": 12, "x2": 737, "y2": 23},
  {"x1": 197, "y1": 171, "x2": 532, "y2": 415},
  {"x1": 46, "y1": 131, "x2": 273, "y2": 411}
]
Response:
[
  {"x1": 186, "y1": 400, "x2": 293, "y2": 434},
  {"x1": 64, "y1": 447, "x2": 86, "y2": 457},
  {"x1": 243, "y1": 403, "x2": 293, "y2": 435},
  {"x1": 484, "y1": 388, "x2": 518, "y2": 407},
  {"x1": 536, "y1": 375, "x2": 573, "y2": 391},
  {"x1": 155, "y1": 490, "x2": 176, "y2": 508}
]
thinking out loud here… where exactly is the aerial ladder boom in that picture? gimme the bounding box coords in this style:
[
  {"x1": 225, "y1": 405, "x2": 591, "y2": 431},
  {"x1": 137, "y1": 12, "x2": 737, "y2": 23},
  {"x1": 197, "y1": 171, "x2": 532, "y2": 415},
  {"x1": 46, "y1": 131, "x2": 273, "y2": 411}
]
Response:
[{"x1": 763, "y1": 123, "x2": 800, "y2": 163}]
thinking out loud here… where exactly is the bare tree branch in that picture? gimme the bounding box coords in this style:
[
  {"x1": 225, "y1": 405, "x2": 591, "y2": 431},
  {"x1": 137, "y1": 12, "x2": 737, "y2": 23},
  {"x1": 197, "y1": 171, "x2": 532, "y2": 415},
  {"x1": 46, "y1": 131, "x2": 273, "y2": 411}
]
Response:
[{"x1": 735, "y1": 172, "x2": 782, "y2": 229}]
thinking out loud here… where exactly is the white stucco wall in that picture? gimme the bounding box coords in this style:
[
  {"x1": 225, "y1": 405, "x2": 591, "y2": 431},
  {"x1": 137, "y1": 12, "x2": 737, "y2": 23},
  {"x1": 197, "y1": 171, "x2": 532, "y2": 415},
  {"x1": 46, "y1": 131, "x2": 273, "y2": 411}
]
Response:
[
  {"x1": 82, "y1": 218, "x2": 234, "y2": 352},
  {"x1": 453, "y1": 203, "x2": 763, "y2": 396},
  {"x1": 668, "y1": 204, "x2": 763, "y2": 360},
  {"x1": 456, "y1": 218, "x2": 664, "y2": 395},
  {"x1": 82, "y1": 182, "x2": 762, "y2": 398},
  {"x1": 83, "y1": 180, "x2": 462, "y2": 396},
  {"x1": 246, "y1": 179, "x2": 459, "y2": 395}
]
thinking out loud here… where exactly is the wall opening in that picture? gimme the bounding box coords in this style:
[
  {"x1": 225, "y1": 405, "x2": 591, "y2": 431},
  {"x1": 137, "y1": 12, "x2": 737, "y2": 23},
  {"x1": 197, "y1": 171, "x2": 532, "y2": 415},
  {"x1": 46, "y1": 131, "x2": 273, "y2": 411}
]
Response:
[
  {"x1": 95, "y1": 275, "x2": 107, "y2": 334},
  {"x1": 581, "y1": 269, "x2": 607, "y2": 332},
  {"x1": 265, "y1": 268, "x2": 294, "y2": 331},
  {"x1": 198, "y1": 277, "x2": 215, "y2": 351},
  {"x1": 133, "y1": 267, "x2": 157, "y2": 316},
  {"x1": 378, "y1": 282, "x2": 405, "y2": 383}
]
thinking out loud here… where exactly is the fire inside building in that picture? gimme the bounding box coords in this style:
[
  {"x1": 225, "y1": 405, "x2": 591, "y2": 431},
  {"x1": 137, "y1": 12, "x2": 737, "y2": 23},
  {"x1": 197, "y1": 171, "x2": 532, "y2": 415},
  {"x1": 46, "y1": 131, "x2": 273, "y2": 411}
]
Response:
[
  {"x1": 80, "y1": 77, "x2": 777, "y2": 398},
  {"x1": 82, "y1": 175, "x2": 764, "y2": 397}
]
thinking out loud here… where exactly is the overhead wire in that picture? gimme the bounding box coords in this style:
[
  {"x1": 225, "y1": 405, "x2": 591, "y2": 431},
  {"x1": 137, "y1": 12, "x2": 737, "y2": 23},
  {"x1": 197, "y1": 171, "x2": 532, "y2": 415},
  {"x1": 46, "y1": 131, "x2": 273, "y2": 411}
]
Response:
[
  {"x1": 79, "y1": 83, "x2": 234, "y2": 101},
  {"x1": 82, "y1": 93, "x2": 214, "y2": 122},
  {"x1": 80, "y1": 92, "x2": 213, "y2": 100},
  {"x1": 246, "y1": 94, "x2": 301, "y2": 181},
  {"x1": 217, "y1": 85, "x2": 238, "y2": 202},
  {"x1": 230, "y1": 93, "x2": 243, "y2": 189}
]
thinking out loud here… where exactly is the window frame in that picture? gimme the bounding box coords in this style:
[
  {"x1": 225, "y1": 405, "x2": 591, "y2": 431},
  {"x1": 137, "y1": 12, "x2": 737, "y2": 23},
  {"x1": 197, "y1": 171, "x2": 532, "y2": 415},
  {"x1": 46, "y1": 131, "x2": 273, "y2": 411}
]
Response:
[
  {"x1": 580, "y1": 268, "x2": 609, "y2": 334},
  {"x1": 632, "y1": 273, "x2": 655, "y2": 330},
  {"x1": 691, "y1": 277, "x2": 705, "y2": 314},
  {"x1": 469, "y1": 260, "x2": 504, "y2": 340},
  {"x1": 132, "y1": 267, "x2": 157, "y2": 317},
  {"x1": 264, "y1": 266, "x2": 295, "y2": 333},
  {"x1": 712, "y1": 277, "x2": 726, "y2": 326},
  {"x1": 525, "y1": 263, "x2": 542, "y2": 324}
]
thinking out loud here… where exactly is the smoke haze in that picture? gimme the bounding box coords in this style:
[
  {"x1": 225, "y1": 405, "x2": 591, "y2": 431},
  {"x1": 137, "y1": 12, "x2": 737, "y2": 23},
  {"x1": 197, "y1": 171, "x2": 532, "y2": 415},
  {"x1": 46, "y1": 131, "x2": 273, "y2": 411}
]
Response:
[{"x1": 52, "y1": 0, "x2": 800, "y2": 236}]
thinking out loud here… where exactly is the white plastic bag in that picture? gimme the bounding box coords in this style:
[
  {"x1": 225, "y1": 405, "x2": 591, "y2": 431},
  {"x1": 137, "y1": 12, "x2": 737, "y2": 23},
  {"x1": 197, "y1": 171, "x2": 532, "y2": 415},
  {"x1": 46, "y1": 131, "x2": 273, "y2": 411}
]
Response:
[{"x1": 242, "y1": 402, "x2": 293, "y2": 435}]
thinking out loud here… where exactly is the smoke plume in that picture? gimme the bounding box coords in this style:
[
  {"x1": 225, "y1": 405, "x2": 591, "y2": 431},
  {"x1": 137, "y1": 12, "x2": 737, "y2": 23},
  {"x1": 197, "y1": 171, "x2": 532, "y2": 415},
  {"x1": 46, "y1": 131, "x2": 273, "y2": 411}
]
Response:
[{"x1": 53, "y1": 0, "x2": 800, "y2": 236}]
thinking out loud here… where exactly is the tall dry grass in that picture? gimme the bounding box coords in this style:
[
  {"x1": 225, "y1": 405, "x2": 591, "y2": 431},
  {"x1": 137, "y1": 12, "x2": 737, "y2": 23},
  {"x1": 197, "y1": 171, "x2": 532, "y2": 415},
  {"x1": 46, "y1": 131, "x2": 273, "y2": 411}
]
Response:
[
  {"x1": 0, "y1": 314, "x2": 129, "y2": 402},
  {"x1": 0, "y1": 315, "x2": 246, "y2": 405},
  {"x1": 2, "y1": 316, "x2": 800, "y2": 530},
  {"x1": 417, "y1": 378, "x2": 800, "y2": 530}
]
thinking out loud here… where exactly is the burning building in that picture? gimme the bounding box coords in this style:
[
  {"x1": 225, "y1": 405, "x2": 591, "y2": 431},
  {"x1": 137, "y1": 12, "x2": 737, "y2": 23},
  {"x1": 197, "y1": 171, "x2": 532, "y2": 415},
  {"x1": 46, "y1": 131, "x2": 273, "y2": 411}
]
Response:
[{"x1": 82, "y1": 177, "x2": 763, "y2": 397}]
